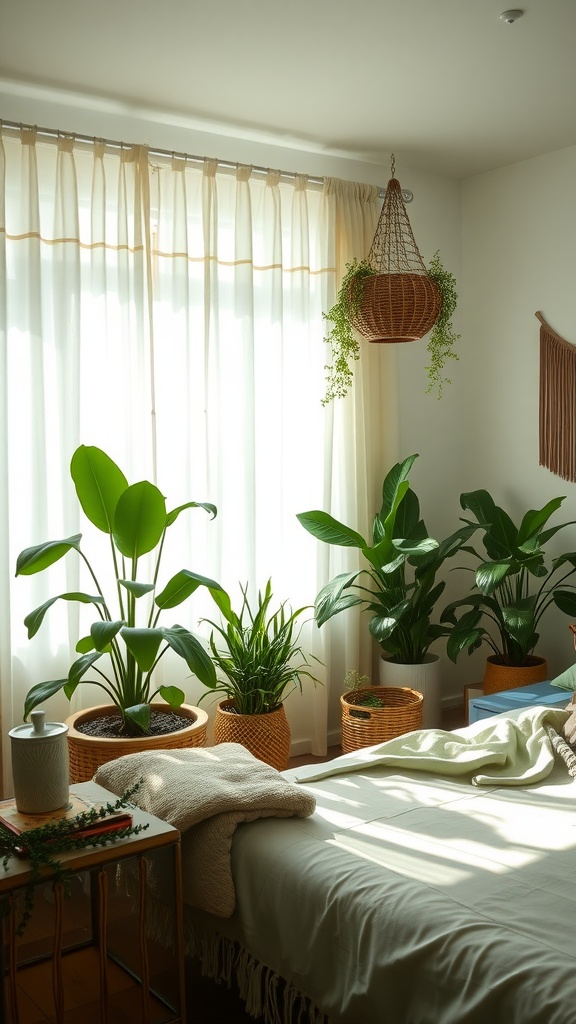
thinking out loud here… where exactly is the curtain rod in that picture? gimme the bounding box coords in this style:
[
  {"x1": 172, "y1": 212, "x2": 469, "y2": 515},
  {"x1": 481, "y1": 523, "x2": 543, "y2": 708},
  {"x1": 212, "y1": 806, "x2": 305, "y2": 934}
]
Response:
[{"x1": 1, "y1": 119, "x2": 413, "y2": 203}]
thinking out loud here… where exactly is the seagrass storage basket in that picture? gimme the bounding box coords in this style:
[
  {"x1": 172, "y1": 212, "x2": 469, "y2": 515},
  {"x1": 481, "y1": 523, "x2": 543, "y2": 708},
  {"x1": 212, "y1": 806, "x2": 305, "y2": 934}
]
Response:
[
  {"x1": 66, "y1": 703, "x2": 208, "y2": 783},
  {"x1": 340, "y1": 686, "x2": 423, "y2": 754},
  {"x1": 214, "y1": 699, "x2": 291, "y2": 771}
]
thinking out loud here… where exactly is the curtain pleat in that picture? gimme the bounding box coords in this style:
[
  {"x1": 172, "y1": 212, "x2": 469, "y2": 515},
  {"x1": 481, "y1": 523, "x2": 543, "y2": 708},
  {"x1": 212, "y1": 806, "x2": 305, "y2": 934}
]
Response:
[{"x1": 0, "y1": 125, "x2": 395, "y2": 788}]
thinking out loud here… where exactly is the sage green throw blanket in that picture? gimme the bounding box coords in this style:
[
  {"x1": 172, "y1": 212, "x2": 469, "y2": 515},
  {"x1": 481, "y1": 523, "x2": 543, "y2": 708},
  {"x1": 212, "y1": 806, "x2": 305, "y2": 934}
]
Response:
[{"x1": 292, "y1": 705, "x2": 571, "y2": 786}]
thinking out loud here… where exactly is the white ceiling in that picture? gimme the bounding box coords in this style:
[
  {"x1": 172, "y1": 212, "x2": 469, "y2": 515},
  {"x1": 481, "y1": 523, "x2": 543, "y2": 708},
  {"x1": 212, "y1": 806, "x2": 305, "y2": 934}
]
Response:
[{"x1": 1, "y1": 0, "x2": 575, "y2": 179}]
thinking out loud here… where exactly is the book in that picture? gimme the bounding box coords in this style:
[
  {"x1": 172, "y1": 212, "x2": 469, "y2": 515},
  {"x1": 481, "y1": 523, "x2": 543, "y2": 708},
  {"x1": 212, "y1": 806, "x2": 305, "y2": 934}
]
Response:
[{"x1": 0, "y1": 791, "x2": 133, "y2": 855}]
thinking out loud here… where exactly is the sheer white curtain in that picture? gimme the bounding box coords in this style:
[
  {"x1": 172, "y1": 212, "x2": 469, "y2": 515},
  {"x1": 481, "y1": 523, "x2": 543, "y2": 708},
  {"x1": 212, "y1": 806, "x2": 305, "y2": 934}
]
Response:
[{"x1": 0, "y1": 123, "x2": 396, "y2": 792}]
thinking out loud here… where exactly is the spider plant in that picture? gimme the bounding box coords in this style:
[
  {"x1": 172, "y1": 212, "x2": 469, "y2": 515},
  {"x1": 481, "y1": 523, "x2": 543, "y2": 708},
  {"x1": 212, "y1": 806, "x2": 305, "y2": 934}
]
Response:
[{"x1": 200, "y1": 579, "x2": 320, "y2": 715}]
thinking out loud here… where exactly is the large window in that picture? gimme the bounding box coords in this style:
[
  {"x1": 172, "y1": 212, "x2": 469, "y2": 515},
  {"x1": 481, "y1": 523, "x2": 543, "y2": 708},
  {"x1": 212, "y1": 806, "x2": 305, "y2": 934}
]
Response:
[{"x1": 0, "y1": 124, "x2": 392, "y2": 786}]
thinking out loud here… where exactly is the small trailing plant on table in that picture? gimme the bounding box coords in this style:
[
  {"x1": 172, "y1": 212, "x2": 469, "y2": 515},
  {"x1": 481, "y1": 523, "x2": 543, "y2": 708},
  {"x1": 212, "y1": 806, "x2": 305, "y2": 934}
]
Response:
[{"x1": 0, "y1": 780, "x2": 147, "y2": 935}]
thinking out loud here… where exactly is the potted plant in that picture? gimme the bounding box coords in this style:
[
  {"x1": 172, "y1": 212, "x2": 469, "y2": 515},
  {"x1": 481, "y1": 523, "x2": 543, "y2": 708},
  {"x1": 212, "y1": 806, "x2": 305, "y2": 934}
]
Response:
[
  {"x1": 441, "y1": 488, "x2": 576, "y2": 693},
  {"x1": 339, "y1": 670, "x2": 423, "y2": 752},
  {"x1": 200, "y1": 579, "x2": 320, "y2": 769},
  {"x1": 16, "y1": 445, "x2": 225, "y2": 780},
  {"x1": 297, "y1": 454, "x2": 476, "y2": 727},
  {"x1": 322, "y1": 252, "x2": 459, "y2": 404}
]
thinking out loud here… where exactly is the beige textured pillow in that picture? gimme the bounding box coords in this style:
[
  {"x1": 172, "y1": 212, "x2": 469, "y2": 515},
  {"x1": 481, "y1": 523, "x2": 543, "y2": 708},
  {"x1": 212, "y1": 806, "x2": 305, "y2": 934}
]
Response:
[{"x1": 94, "y1": 743, "x2": 316, "y2": 916}]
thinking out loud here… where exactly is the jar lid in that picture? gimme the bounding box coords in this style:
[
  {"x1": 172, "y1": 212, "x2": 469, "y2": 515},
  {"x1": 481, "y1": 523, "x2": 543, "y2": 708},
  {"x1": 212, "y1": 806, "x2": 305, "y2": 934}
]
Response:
[{"x1": 9, "y1": 709, "x2": 68, "y2": 741}]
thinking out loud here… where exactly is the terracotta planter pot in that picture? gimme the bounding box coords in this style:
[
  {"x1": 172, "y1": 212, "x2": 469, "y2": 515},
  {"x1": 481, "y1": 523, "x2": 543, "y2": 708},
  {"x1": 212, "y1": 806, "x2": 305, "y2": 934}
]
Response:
[
  {"x1": 379, "y1": 653, "x2": 442, "y2": 729},
  {"x1": 349, "y1": 272, "x2": 441, "y2": 344},
  {"x1": 213, "y1": 699, "x2": 291, "y2": 771},
  {"x1": 482, "y1": 655, "x2": 548, "y2": 695},
  {"x1": 66, "y1": 702, "x2": 208, "y2": 783}
]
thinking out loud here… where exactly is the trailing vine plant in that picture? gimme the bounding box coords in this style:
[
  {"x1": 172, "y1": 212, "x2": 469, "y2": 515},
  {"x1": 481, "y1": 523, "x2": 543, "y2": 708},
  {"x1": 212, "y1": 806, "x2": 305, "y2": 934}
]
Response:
[
  {"x1": 425, "y1": 251, "x2": 460, "y2": 399},
  {"x1": 321, "y1": 251, "x2": 459, "y2": 403},
  {"x1": 0, "y1": 780, "x2": 147, "y2": 935},
  {"x1": 321, "y1": 258, "x2": 375, "y2": 405}
]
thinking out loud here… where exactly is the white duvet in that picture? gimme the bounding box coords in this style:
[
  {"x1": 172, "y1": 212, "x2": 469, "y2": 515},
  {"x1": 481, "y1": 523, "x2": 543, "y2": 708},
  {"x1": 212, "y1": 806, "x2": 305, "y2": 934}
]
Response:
[{"x1": 189, "y1": 706, "x2": 576, "y2": 1024}]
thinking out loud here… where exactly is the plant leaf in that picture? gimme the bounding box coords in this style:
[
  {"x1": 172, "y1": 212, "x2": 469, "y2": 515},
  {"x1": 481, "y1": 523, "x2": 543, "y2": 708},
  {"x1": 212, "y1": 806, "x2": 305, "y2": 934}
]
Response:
[
  {"x1": 24, "y1": 679, "x2": 67, "y2": 720},
  {"x1": 297, "y1": 511, "x2": 366, "y2": 549},
  {"x1": 91, "y1": 620, "x2": 124, "y2": 651},
  {"x1": 157, "y1": 685, "x2": 185, "y2": 707},
  {"x1": 120, "y1": 580, "x2": 155, "y2": 598},
  {"x1": 70, "y1": 445, "x2": 128, "y2": 535},
  {"x1": 166, "y1": 501, "x2": 217, "y2": 526},
  {"x1": 16, "y1": 536, "x2": 82, "y2": 576},
  {"x1": 113, "y1": 481, "x2": 166, "y2": 560},
  {"x1": 155, "y1": 571, "x2": 225, "y2": 610},
  {"x1": 24, "y1": 592, "x2": 104, "y2": 639},
  {"x1": 124, "y1": 704, "x2": 151, "y2": 733},
  {"x1": 159, "y1": 625, "x2": 216, "y2": 688},
  {"x1": 121, "y1": 627, "x2": 164, "y2": 672}
]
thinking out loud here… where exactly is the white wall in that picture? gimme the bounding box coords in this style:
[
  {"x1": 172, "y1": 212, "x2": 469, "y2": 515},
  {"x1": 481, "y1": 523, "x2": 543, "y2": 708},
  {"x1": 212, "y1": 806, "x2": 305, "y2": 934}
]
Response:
[{"x1": 404, "y1": 144, "x2": 576, "y2": 700}]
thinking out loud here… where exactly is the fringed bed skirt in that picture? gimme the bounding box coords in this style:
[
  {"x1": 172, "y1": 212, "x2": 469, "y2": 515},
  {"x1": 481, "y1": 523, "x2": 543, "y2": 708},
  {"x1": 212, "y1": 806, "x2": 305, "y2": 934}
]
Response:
[{"x1": 185, "y1": 916, "x2": 330, "y2": 1024}]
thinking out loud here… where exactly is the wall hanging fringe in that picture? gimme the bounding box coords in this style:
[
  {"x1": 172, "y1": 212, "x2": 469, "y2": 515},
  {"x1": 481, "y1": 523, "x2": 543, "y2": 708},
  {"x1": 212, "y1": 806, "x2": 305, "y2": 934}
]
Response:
[{"x1": 537, "y1": 311, "x2": 576, "y2": 482}]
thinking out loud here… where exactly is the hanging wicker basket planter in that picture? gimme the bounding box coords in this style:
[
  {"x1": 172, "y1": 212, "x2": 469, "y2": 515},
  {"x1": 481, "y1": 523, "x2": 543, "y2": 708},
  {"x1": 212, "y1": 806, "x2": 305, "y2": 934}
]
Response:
[
  {"x1": 349, "y1": 270, "x2": 441, "y2": 344},
  {"x1": 354, "y1": 174, "x2": 441, "y2": 344}
]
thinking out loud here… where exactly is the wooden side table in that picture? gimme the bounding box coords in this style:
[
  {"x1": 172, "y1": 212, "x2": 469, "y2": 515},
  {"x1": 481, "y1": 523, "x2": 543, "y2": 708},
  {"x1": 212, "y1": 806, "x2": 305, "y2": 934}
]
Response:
[{"x1": 0, "y1": 781, "x2": 186, "y2": 1024}]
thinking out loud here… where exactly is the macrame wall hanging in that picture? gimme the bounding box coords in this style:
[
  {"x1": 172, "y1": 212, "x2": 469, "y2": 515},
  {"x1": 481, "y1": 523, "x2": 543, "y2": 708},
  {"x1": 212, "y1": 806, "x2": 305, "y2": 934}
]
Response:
[
  {"x1": 350, "y1": 155, "x2": 441, "y2": 344},
  {"x1": 537, "y1": 310, "x2": 576, "y2": 482}
]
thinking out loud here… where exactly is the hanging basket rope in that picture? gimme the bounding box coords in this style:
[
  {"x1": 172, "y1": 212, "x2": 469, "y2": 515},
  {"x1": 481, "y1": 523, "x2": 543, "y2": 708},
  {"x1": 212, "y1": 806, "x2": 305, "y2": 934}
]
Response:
[{"x1": 350, "y1": 162, "x2": 441, "y2": 344}]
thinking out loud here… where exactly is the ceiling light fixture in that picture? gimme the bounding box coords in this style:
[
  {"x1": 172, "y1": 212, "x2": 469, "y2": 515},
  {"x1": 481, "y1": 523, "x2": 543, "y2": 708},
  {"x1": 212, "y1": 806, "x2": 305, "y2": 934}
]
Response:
[{"x1": 500, "y1": 9, "x2": 524, "y2": 24}]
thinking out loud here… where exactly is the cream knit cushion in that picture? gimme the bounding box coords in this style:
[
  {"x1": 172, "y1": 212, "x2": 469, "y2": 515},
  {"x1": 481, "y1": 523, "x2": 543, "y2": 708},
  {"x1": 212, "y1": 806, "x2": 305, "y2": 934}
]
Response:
[{"x1": 94, "y1": 742, "x2": 316, "y2": 916}]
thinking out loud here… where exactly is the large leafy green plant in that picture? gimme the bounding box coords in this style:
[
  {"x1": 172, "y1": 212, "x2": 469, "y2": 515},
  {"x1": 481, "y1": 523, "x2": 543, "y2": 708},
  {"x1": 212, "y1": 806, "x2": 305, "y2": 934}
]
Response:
[
  {"x1": 442, "y1": 489, "x2": 576, "y2": 666},
  {"x1": 297, "y1": 455, "x2": 475, "y2": 664},
  {"x1": 16, "y1": 445, "x2": 224, "y2": 735},
  {"x1": 200, "y1": 579, "x2": 320, "y2": 715}
]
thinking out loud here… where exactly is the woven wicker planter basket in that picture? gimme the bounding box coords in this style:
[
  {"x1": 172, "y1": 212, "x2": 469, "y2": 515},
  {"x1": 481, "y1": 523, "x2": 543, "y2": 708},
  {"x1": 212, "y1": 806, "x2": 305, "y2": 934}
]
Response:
[
  {"x1": 66, "y1": 702, "x2": 208, "y2": 783},
  {"x1": 349, "y1": 272, "x2": 441, "y2": 344},
  {"x1": 340, "y1": 686, "x2": 423, "y2": 754},
  {"x1": 214, "y1": 699, "x2": 291, "y2": 771},
  {"x1": 482, "y1": 655, "x2": 548, "y2": 695}
]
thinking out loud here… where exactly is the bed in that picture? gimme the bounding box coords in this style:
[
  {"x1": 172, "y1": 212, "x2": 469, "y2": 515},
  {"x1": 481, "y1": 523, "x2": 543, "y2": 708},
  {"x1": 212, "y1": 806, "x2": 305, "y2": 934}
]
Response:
[{"x1": 95, "y1": 705, "x2": 576, "y2": 1024}]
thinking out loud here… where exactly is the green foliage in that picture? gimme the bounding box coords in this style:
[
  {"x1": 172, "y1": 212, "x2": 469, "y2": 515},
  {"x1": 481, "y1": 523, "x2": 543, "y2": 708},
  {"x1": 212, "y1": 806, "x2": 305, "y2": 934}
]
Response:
[
  {"x1": 298, "y1": 455, "x2": 476, "y2": 664},
  {"x1": 426, "y1": 251, "x2": 460, "y2": 399},
  {"x1": 17, "y1": 445, "x2": 225, "y2": 736},
  {"x1": 442, "y1": 489, "x2": 576, "y2": 666},
  {"x1": 321, "y1": 253, "x2": 460, "y2": 404},
  {"x1": 0, "y1": 781, "x2": 147, "y2": 935},
  {"x1": 342, "y1": 669, "x2": 370, "y2": 692},
  {"x1": 321, "y1": 258, "x2": 375, "y2": 405},
  {"x1": 200, "y1": 579, "x2": 321, "y2": 715},
  {"x1": 342, "y1": 670, "x2": 381, "y2": 707}
]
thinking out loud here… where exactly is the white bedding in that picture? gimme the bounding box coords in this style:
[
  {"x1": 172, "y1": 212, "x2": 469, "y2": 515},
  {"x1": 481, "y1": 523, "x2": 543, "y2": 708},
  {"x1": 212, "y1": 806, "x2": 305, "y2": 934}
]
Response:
[{"x1": 186, "y1": 708, "x2": 576, "y2": 1024}]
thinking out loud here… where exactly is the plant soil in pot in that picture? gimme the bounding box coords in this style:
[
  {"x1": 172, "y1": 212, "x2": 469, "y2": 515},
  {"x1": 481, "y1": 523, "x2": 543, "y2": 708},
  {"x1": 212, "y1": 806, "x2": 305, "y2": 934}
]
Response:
[{"x1": 66, "y1": 702, "x2": 208, "y2": 783}]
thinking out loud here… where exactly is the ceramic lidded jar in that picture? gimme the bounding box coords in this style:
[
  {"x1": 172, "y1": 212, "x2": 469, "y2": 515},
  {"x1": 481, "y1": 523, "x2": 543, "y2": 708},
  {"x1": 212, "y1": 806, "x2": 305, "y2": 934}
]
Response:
[{"x1": 9, "y1": 709, "x2": 70, "y2": 813}]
